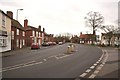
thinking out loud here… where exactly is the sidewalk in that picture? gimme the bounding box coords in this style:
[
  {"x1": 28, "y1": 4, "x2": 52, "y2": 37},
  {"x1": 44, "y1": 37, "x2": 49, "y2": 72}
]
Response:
[
  {"x1": 1, "y1": 47, "x2": 31, "y2": 57},
  {"x1": 96, "y1": 47, "x2": 120, "y2": 78}
]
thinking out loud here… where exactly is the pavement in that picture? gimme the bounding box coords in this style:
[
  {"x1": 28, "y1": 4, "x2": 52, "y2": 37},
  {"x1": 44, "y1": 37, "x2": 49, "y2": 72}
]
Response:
[
  {"x1": 96, "y1": 47, "x2": 120, "y2": 78},
  {"x1": 1, "y1": 46, "x2": 52, "y2": 57}
]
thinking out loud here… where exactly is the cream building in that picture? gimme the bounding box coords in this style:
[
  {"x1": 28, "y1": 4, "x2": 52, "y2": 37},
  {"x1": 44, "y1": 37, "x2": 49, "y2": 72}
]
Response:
[{"x1": 0, "y1": 10, "x2": 12, "y2": 52}]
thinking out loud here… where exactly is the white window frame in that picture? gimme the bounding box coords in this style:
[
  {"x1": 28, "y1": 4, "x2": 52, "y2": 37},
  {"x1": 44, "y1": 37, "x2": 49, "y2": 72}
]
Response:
[
  {"x1": 16, "y1": 39, "x2": 19, "y2": 47},
  {"x1": 17, "y1": 29, "x2": 19, "y2": 35},
  {"x1": 0, "y1": 36, "x2": 7, "y2": 47},
  {"x1": 36, "y1": 31, "x2": 38, "y2": 37},
  {"x1": 2, "y1": 14, "x2": 5, "y2": 28},
  {"x1": 32, "y1": 31, "x2": 35, "y2": 36},
  {"x1": 23, "y1": 31, "x2": 25, "y2": 36},
  {"x1": 23, "y1": 39, "x2": 25, "y2": 46},
  {"x1": 12, "y1": 31, "x2": 14, "y2": 40}
]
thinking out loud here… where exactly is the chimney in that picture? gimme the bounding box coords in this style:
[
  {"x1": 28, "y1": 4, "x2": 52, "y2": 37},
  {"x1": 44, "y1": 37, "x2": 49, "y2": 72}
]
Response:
[
  {"x1": 43, "y1": 28, "x2": 45, "y2": 32},
  {"x1": 7, "y1": 11, "x2": 13, "y2": 19},
  {"x1": 24, "y1": 19, "x2": 28, "y2": 28},
  {"x1": 80, "y1": 32, "x2": 82, "y2": 35},
  {"x1": 38, "y1": 25, "x2": 41, "y2": 31}
]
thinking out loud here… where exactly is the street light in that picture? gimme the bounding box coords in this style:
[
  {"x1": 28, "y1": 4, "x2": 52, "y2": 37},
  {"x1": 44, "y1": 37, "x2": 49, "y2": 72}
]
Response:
[{"x1": 16, "y1": 9, "x2": 23, "y2": 20}]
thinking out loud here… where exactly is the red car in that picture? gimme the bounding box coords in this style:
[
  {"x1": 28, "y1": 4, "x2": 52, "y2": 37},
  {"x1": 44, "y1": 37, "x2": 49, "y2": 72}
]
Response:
[{"x1": 31, "y1": 43, "x2": 40, "y2": 49}]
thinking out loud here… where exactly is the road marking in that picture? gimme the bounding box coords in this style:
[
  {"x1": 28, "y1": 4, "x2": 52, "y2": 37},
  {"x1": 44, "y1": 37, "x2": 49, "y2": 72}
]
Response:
[
  {"x1": 97, "y1": 66, "x2": 102, "y2": 70},
  {"x1": 90, "y1": 66, "x2": 95, "y2": 69},
  {"x1": 89, "y1": 74, "x2": 96, "y2": 78},
  {"x1": 85, "y1": 69, "x2": 91, "y2": 73},
  {"x1": 79, "y1": 73, "x2": 87, "y2": 77},
  {"x1": 1, "y1": 61, "x2": 43, "y2": 72},
  {"x1": 2, "y1": 61, "x2": 35, "y2": 70},
  {"x1": 94, "y1": 64, "x2": 97, "y2": 66},
  {"x1": 94, "y1": 70, "x2": 99, "y2": 74},
  {"x1": 43, "y1": 59, "x2": 47, "y2": 61}
]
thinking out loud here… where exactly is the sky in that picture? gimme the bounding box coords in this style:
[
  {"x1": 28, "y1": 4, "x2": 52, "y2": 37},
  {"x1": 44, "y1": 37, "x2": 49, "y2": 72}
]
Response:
[{"x1": 0, "y1": 0, "x2": 119, "y2": 36}]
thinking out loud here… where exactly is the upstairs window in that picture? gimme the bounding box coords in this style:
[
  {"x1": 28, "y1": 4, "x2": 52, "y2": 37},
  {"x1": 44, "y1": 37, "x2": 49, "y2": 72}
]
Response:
[
  {"x1": 17, "y1": 29, "x2": 19, "y2": 35},
  {"x1": 2, "y1": 14, "x2": 5, "y2": 28},
  {"x1": 32, "y1": 31, "x2": 35, "y2": 36},
  {"x1": 23, "y1": 31, "x2": 25, "y2": 36}
]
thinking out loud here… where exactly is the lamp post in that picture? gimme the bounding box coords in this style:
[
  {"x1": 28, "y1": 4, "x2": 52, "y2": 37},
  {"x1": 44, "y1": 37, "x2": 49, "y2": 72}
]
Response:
[{"x1": 16, "y1": 9, "x2": 23, "y2": 21}]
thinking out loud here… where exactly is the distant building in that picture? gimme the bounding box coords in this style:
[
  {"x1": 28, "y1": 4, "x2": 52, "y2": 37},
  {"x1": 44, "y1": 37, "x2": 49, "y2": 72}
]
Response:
[
  {"x1": 80, "y1": 32, "x2": 94, "y2": 44},
  {"x1": 0, "y1": 10, "x2": 12, "y2": 52},
  {"x1": 24, "y1": 19, "x2": 43, "y2": 46}
]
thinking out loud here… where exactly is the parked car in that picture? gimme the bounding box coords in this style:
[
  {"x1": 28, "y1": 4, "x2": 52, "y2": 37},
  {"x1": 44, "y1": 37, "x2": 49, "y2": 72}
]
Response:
[
  {"x1": 58, "y1": 42, "x2": 63, "y2": 45},
  {"x1": 42, "y1": 42, "x2": 50, "y2": 46},
  {"x1": 31, "y1": 43, "x2": 40, "y2": 49}
]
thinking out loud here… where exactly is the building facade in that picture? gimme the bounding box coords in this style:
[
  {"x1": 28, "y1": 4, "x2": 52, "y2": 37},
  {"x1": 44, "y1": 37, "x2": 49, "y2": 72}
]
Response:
[
  {"x1": 24, "y1": 19, "x2": 43, "y2": 46},
  {"x1": 0, "y1": 10, "x2": 12, "y2": 52},
  {"x1": 7, "y1": 11, "x2": 26, "y2": 50}
]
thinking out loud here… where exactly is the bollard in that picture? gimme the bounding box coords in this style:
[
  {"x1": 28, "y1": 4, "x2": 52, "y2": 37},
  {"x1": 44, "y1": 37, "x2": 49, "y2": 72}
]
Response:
[
  {"x1": 67, "y1": 46, "x2": 71, "y2": 53},
  {"x1": 71, "y1": 45, "x2": 74, "y2": 52}
]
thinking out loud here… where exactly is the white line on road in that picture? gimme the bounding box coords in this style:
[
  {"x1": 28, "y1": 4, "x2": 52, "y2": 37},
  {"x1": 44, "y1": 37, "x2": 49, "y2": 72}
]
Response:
[
  {"x1": 1, "y1": 61, "x2": 43, "y2": 72},
  {"x1": 89, "y1": 74, "x2": 96, "y2": 78},
  {"x1": 85, "y1": 69, "x2": 91, "y2": 73},
  {"x1": 90, "y1": 66, "x2": 95, "y2": 69},
  {"x1": 43, "y1": 59, "x2": 47, "y2": 61},
  {"x1": 79, "y1": 73, "x2": 87, "y2": 77}
]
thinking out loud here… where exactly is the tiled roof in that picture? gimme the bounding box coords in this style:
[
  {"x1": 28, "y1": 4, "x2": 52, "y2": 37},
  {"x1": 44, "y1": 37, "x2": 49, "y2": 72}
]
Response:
[
  {"x1": 12, "y1": 19, "x2": 25, "y2": 30},
  {"x1": 80, "y1": 34, "x2": 94, "y2": 39},
  {"x1": 26, "y1": 26, "x2": 42, "y2": 32}
]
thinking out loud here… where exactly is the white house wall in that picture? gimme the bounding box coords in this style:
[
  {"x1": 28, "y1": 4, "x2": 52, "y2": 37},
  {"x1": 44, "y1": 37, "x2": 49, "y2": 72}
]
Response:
[{"x1": 0, "y1": 11, "x2": 11, "y2": 52}]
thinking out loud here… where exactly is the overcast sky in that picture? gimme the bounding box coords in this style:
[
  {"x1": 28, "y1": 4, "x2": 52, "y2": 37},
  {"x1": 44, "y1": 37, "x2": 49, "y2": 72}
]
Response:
[{"x1": 0, "y1": 0, "x2": 119, "y2": 35}]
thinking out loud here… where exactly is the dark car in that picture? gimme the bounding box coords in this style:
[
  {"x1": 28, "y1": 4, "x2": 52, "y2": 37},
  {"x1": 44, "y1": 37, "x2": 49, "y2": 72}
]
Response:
[{"x1": 31, "y1": 43, "x2": 40, "y2": 49}]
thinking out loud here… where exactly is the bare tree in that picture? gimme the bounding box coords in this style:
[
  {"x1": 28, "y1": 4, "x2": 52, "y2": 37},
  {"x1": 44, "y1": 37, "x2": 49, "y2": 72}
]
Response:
[
  {"x1": 85, "y1": 11, "x2": 104, "y2": 35},
  {"x1": 100, "y1": 25, "x2": 116, "y2": 33}
]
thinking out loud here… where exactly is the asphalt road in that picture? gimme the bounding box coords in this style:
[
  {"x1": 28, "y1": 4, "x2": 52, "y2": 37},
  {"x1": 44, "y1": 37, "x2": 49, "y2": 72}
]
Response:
[{"x1": 2, "y1": 43, "x2": 102, "y2": 78}]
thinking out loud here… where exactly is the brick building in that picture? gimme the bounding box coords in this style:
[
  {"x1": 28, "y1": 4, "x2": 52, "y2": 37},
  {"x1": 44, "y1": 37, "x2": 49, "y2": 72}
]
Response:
[
  {"x1": 24, "y1": 19, "x2": 43, "y2": 46},
  {"x1": 7, "y1": 11, "x2": 26, "y2": 50}
]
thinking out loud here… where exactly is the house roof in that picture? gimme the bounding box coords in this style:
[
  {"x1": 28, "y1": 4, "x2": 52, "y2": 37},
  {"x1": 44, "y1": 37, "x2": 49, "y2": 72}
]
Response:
[
  {"x1": 80, "y1": 34, "x2": 94, "y2": 39},
  {"x1": 25, "y1": 25, "x2": 42, "y2": 32},
  {"x1": 12, "y1": 19, "x2": 25, "y2": 30}
]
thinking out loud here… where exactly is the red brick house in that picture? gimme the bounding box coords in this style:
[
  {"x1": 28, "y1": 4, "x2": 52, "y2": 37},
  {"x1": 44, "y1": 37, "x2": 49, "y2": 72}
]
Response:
[
  {"x1": 79, "y1": 32, "x2": 95, "y2": 44},
  {"x1": 7, "y1": 11, "x2": 26, "y2": 50},
  {"x1": 24, "y1": 19, "x2": 43, "y2": 46}
]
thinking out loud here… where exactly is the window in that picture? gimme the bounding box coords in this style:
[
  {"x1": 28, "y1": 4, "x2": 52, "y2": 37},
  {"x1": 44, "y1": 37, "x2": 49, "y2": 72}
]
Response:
[
  {"x1": 17, "y1": 29, "x2": 19, "y2": 35},
  {"x1": 16, "y1": 39, "x2": 19, "y2": 47},
  {"x1": 0, "y1": 36, "x2": 7, "y2": 47},
  {"x1": 23, "y1": 31, "x2": 25, "y2": 36},
  {"x1": 32, "y1": 31, "x2": 35, "y2": 36},
  {"x1": 36, "y1": 31, "x2": 38, "y2": 37},
  {"x1": 23, "y1": 39, "x2": 25, "y2": 46},
  {"x1": 11, "y1": 31, "x2": 14, "y2": 40},
  {"x1": 2, "y1": 14, "x2": 5, "y2": 27}
]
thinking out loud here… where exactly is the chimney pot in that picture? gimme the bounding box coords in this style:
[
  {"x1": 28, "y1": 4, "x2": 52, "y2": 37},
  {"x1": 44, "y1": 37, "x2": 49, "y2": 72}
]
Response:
[
  {"x1": 7, "y1": 11, "x2": 13, "y2": 19},
  {"x1": 24, "y1": 19, "x2": 28, "y2": 28}
]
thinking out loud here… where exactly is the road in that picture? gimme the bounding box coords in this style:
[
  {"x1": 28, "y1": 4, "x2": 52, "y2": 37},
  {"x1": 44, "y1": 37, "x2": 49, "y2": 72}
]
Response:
[{"x1": 2, "y1": 43, "x2": 102, "y2": 78}]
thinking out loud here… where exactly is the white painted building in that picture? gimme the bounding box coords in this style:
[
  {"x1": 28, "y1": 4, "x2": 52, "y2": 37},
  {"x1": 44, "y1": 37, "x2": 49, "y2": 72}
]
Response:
[{"x1": 0, "y1": 10, "x2": 12, "y2": 52}]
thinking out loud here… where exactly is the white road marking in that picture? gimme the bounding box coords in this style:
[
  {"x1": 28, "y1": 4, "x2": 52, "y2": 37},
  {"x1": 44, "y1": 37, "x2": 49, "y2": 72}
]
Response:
[
  {"x1": 94, "y1": 64, "x2": 97, "y2": 66},
  {"x1": 79, "y1": 73, "x2": 87, "y2": 77},
  {"x1": 85, "y1": 69, "x2": 91, "y2": 73},
  {"x1": 90, "y1": 66, "x2": 95, "y2": 69},
  {"x1": 43, "y1": 59, "x2": 47, "y2": 61},
  {"x1": 97, "y1": 66, "x2": 102, "y2": 70},
  {"x1": 89, "y1": 74, "x2": 96, "y2": 78},
  {"x1": 1, "y1": 61, "x2": 43, "y2": 72},
  {"x1": 94, "y1": 70, "x2": 99, "y2": 74}
]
